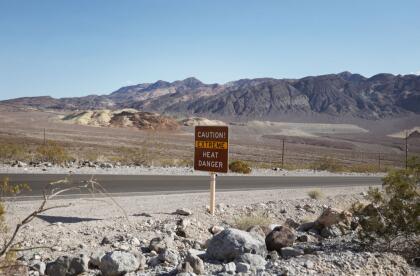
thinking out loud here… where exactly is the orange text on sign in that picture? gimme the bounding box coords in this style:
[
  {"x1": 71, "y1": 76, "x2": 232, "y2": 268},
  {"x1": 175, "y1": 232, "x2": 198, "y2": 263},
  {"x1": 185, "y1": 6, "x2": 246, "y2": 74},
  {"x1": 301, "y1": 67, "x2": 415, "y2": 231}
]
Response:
[{"x1": 195, "y1": 141, "x2": 228, "y2": 150}]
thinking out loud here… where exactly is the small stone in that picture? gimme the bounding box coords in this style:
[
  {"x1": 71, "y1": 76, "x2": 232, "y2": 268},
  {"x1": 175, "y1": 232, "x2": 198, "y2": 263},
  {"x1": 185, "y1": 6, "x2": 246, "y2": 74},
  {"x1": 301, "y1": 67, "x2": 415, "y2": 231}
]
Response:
[
  {"x1": 101, "y1": 237, "x2": 112, "y2": 245},
  {"x1": 209, "y1": 225, "x2": 224, "y2": 235},
  {"x1": 235, "y1": 253, "x2": 267, "y2": 268},
  {"x1": 222, "y1": 262, "x2": 236, "y2": 273},
  {"x1": 184, "y1": 253, "x2": 205, "y2": 275},
  {"x1": 304, "y1": 260, "x2": 314, "y2": 269},
  {"x1": 236, "y1": 262, "x2": 251, "y2": 273},
  {"x1": 265, "y1": 226, "x2": 296, "y2": 252},
  {"x1": 280, "y1": 247, "x2": 304, "y2": 258},
  {"x1": 158, "y1": 249, "x2": 179, "y2": 265},
  {"x1": 174, "y1": 208, "x2": 193, "y2": 216},
  {"x1": 130, "y1": 238, "x2": 140, "y2": 246},
  {"x1": 51, "y1": 246, "x2": 62, "y2": 252},
  {"x1": 32, "y1": 261, "x2": 46, "y2": 275}
]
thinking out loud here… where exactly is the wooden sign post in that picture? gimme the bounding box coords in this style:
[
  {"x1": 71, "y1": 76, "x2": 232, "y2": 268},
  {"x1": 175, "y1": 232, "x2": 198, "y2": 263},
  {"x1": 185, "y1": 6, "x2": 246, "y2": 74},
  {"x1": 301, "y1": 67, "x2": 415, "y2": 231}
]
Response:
[{"x1": 194, "y1": 126, "x2": 229, "y2": 215}]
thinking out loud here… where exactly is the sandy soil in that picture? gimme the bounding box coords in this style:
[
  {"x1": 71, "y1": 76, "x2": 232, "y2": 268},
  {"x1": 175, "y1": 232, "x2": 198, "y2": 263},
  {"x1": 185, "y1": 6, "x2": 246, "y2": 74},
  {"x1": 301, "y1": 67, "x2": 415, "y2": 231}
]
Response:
[{"x1": 4, "y1": 185, "x2": 375, "y2": 261}]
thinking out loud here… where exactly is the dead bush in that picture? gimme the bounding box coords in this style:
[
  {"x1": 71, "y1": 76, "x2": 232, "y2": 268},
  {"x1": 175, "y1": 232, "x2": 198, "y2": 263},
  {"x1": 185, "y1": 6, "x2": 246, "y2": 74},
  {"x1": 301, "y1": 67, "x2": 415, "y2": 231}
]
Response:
[
  {"x1": 310, "y1": 157, "x2": 344, "y2": 172},
  {"x1": 234, "y1": 213, "x2": 272, "y2": 230},
  {"x1": 0, "y1": 142, "x2": 27, "y2": 161},
  {"x1": 307, "y1": 189, "x2": 324, "y2": 200},
  {"x1": 229, "y1": 160, "x2": 252, "y2": 174},
  {"x1": 36, "y1": 141, "x2": 71, "y2": 164}
]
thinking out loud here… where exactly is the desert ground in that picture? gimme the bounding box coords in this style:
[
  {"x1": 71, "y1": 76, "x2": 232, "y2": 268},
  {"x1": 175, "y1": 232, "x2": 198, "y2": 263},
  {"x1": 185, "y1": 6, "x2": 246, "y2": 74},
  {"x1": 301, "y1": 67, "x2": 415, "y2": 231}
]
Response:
[
  {"x1": 3, "y1": 183, "x2": 417, "y2": 275},
  {"x1": 0, "y1": 105, "x2": 419, "y2": 171}
]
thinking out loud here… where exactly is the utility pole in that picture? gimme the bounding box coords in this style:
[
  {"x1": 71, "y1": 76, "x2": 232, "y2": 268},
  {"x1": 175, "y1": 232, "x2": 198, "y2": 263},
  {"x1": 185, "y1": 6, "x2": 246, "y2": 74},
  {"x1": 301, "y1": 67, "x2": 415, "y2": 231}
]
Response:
[
  {"x1": 281, "y1": 138, "x2": 285, "y2": 168},
  {"x1": 378, "y1": 153, "x2": 381, "y2": 171},
  {"x1": 405, "y1": 131, "x2": 408, "y2": 169},
  {"x1": 43, "y1": 128, "x2": 46, "y2": 145}
]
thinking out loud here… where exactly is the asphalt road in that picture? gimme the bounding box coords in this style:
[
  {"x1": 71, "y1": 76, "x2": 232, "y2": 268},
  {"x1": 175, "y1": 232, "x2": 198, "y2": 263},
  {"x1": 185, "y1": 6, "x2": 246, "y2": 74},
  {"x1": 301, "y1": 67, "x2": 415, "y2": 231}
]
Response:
[{"x1": 1, "y1": 174, "x2": 382, "y2": 200}]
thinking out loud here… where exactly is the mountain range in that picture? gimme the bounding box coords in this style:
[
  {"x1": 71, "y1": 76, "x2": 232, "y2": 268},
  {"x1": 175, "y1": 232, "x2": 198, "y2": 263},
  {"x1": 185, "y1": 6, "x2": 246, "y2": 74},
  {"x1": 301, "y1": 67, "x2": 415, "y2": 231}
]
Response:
[{"x1": 2, "y1": 72, "x2": 420, "y2": 120}]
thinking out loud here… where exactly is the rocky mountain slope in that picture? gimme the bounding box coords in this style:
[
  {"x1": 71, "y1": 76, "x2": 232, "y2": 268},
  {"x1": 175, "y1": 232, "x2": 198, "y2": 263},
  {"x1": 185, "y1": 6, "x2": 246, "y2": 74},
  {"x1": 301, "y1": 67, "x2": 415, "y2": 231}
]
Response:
[{"x1": 2, "y1": 72, "x2": 420, "y2": 120}]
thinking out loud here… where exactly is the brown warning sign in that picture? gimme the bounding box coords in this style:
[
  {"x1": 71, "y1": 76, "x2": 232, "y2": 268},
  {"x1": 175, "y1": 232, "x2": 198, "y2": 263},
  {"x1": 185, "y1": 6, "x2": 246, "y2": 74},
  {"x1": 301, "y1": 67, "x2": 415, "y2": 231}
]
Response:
[{"x1": 194, "y1": 126, "x2": 229, "y2": 173}]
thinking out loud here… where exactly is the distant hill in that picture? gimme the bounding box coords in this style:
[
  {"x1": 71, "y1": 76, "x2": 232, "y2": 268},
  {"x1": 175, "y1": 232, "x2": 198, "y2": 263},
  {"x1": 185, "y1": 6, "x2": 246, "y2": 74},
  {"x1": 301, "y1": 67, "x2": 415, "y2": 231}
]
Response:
[{"x1": 2, "y1": 72, "x2": 420, "y2": 120}]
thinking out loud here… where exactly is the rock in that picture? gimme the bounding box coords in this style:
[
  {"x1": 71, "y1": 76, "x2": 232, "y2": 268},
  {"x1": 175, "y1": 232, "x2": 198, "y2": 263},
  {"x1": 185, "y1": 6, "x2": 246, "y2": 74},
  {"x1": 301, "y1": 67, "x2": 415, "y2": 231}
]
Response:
[
  {"x1": 99, "y1": 251, "x2": 140, "y2": 276},
  {"x1": 149, "y1": 236, "x2": 174, "y2": 253},
  {"x1": 236, "y1": 262, "x2": 251, "y2": 273},
  {"x1": 187, "y1": 249, "x2": 206, "y2": 258},
  {"x1": 315, "y1": 207, "x2": 351, "y2": 228},
  {"x1": 208, "y1": 225, "x2": 224, "y2": 235},
  {"x1": 131, "y1": 251, "x2": 146, "y2": 270},
  {"x1": 147, "y1": 256, "x2": 160, "y2": 267},
  {"x1": 184, "y1": 253, "x2": 205, "y2": 275},
  {"x1": 297, "y1": 221, "x2": 315, "y2": 232},
  {"x1": 174, "y1": 208, "x2": 193, "y2": 216},
  {"x1": 222, "y1": 262, "x2": 236, "y2": 273},
  {"x1": 45, "y1": 255, "x2": 88, "y2": 276},
  {"x1": 297, "y1": 234, "x2": 318, "y2": 243},
  {"x1": 303, "y1": 204, "x2": 315, "y2": 213},
  {"x1": 130, "y1": 237, "x2": 141, "y2": 246},
  {"x1": 265, "y1": 226, "x2": 296, "y2": 252},
  {"x1": 32, "y1": 261, "x2": 46, "y2": 275},
  {"x1": 177, "y1": 262, "x2": 194, "y2": 274},
  {"x1": 89, "y1": 251, "x2": 105, "y2": 268},
  {"x1": 304, "y1": 259, "x2": 314, "y2": 269},
  {"x1": 280, "y1": 247, "x2": 304, "y2": 258},
  {"x1": 285, "y1": 218, "x2": 300, "y2": 229},
  {"x1": 235, "y1": 253, "x2": 267, "y2": 268},
  {"x1": 247, "y1": 225, "x2": 266, "y2": 239},
  {"x1": 51, "y1": 246, "x2": 62, "y2": 252},
  {"x1": 177, "y1": 272, "x2": 197, "y2": 276},
  {"x1": 320, "y1": 225, "x2": 342, "y2": 238},
  {"x1": 206, "y1": 228, "x2": 267, "y2": 261},
  {"x1": 101, "y1": 237, "x2": 112, "y2": 245},
  {"x1": 158, "y1": 249, "x2": 180, "y2": 265},
  {"x1": 267, "y1": 251, "x2": 280, "y2": 261}
]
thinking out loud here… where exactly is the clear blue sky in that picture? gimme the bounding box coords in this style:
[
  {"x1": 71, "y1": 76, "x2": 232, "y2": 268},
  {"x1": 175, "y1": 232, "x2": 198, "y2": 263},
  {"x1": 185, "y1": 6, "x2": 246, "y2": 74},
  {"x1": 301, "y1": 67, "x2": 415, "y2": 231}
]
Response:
[{"x1": 1, "y1": 0, "x2": 419, "y2": 100}]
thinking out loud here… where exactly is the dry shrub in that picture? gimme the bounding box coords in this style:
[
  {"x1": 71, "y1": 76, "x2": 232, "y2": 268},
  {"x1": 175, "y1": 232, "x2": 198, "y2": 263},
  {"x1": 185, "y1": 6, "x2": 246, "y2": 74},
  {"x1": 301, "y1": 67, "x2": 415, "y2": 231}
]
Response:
[
  {"x1": 229, "y1": 160, "x2": 252, "y2": 174},
  {"x1": 0, "y1": 142, "x2": 27, "y2": 161},
  {"x1": 310, "y1": 157, "x2": 344, "y2": 172},
  {"x1": 353, "y1": 157, "x2": 420, "y2": 262},
  {"x1": 234, "y1": 213, "x2": 272, "y2": 230},
  {"x1": 307, "y1": 189, "x2": 324, "y2": 200},
  {"x1": 111, "y1": 146, "x2": 148, "y2": 165},
  {"x1": 36, "y1": 141, "x2": 71, "y2": 164},
  {"x1": 348, "y1": 163, "x2": 380, "y2": 173},
  {"x1": 0, "y1": 177, "x2": 29, "y2": 273}
]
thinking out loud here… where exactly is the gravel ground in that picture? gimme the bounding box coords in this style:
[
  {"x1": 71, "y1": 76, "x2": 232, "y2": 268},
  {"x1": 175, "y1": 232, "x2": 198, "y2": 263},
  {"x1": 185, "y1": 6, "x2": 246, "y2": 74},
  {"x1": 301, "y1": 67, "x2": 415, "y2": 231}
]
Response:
[
  {"x1": 3, "y1": 183, "x2": 417, "y2": 275},
  {"x1": 0, "y1": 164, "x2": 386, "y2": 177}
]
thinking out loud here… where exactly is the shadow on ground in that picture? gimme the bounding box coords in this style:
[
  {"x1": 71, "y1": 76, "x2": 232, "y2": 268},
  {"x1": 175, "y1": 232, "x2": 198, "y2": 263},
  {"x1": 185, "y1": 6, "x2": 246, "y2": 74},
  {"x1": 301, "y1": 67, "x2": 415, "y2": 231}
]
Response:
[{"x1": 36, "y1": 214, "x2": 102, "y2": 224}]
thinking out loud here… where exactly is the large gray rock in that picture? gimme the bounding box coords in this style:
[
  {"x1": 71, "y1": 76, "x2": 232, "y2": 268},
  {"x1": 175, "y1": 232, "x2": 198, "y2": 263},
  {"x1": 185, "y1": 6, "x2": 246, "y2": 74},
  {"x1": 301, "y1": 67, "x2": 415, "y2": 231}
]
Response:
[
  {"x1": 265, "y1": 226, "x2": 296, "y2": 252},
  {"x1": 99, "y1": 251, "x2": 140, "y2": 276},
  {"x1": 206, "y1": 228, "x2": 266, "y2": 261},
  {"x1": 45, "y1": 255, "x2": 89, "y2": 276}
]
